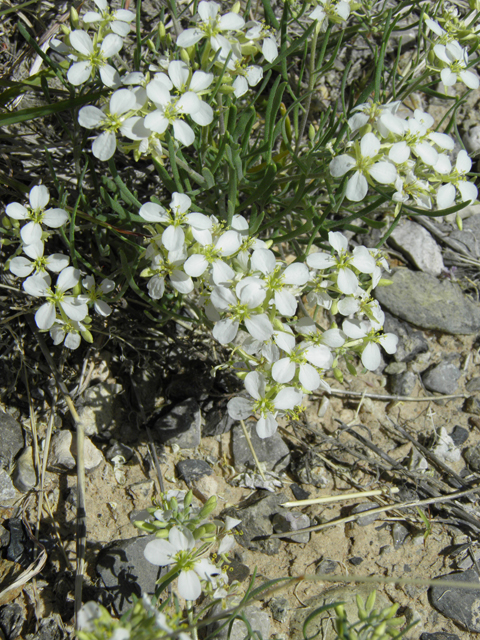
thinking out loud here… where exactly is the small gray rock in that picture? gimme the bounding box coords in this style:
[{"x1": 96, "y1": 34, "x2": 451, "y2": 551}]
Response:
[
  {"x1": 270, "y1": 597, "x2": 290, "y2": 623},
  {"x1": 154, "y1": 398, "x2": 202, "y2": 448},
  {"x1": 0, "y1": 602, "x2": 25, "y2": 639},
  {"x1": 392, "y1": 522, "x2": 409, "y2": 549},
  {"x1": 376, "y1": 270, "x2": 480, "y2": 334},
  {"x1": 272, "y1": 511, "x2": 310, "y2": 543},
  {"x1": 316, "y1": 559, "x2": 338, "y2": 575},
  {"x1": 422, "y1": 362, "x2": 462, "y2": 394},
  {"x1": 0, "y1": 412, "x2": 24, "y2": 470},
  {"x1": 47, "y1": 431, "x2": 104, "y2": 473},
  {"x1": 450, "y1": 426, "x2": 469, "y2": 446},
  {"x1": 350, "y1": 503, "x2": 379, "y2": 526},
  {"x1": 128, "y1": 481, "x2": 154, "y2": 501},
  {"x1": 389, "y1": 220, "x2": 444, "y2": 275},
  {"x1": 232, "y1": 422, "x2": 290, "y2": 472},
  {"x1": 349, "y1": 556, "x2": 363, "y2": 566},
  {"x1": 27, "y1": 618, "x2": 63, "y2": 640},
  {"x1": 463, "y1": 445, "x2": 480, "y2": 472},
  {"x1": 96, "y1": 534, "x2": 161, "y2": 615},
  {"x1": 0, "y1": 524, "x2": 10, "y2": 547},
  {"x1": 294, "y1": 456, "x2": 330, "y2": 488},
  {"x1": 466, "y1": 377, "x2": 480, "y2": 393},
  {"x1": 389, "y1": 371, "x2": 417, "y2": 396},
  {"x1": 0, "y1": 469, "x2": 18, "y2": 505},
  {"x1": 429, "y1": 567, "x2": 480, "y2": 631},
  {"x1": 13, "y1": 447, "x2": 36, "y2": 492},
  {"x1": 176, "y1": 459, "x2": 213, "y2": 484},
  {"x1": 105, "y1": 442, "x2": 134, "y2": 462}
]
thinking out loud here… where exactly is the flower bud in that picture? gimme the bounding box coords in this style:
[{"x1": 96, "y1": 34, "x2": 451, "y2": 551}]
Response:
[
  {"x1": 146, "y1": 39, "x2": 156, "y2": 52},
  {"x1": 133, "y1": 521, "x2": 156, "y2": 532},
  {"x1": 333, "y1": 368, "x2": 343, "y2": 383},
  {"x1": 80, "y1": 328, "x2": 94, "y2": 344},
  {"x1": 199, "y1": 495, "x2": 217, "y2": 518},
  {"x1": 70, "y1": 6, "x2": 80, "y2": 29},
  {"x1": 232, "y1": 1, "x2": 241, "y2": 12},
  {"x1": 308, "y1": 124, "x2": 316, "y2": 142},
  {"x1": 184, "y1": 489, "x2": 193, "y2": 508},
  {"x1": 154, "y1": 529, "x2": 170, "y2": 539}
]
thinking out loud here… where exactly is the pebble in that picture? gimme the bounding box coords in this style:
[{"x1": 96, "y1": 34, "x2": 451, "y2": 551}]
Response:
[
  {"x1": 389, "y1": 220, "x2": 444, "y2": 275},
  {"x1": 420, "y1": 633, "x2": 460, "y2": 640},
  {"x1": 290, "y1": 483, "x2": 310, "y2": 501},
  {"x1": 176, "y1": 459, "x2": 213, "y2": 484},
  {"x1": 375, "y1": 270, "x2": 480, "y2": 334},
  {"x1": 294, "y1": 457, "x2": 330, "y2": 488},
  {"x1": 383, "y1": 312, "x2": 429, "y2": 362},
  {"x1": 6, "y1": 518, "x2": 31, "y2": 565},
  {"x1": 389, "y1": 371, "x2": 417, "y2": 396},
  {"x1": 0, "y1": 470, "x2": 18, "y2": 506},
  {"x1": 96, "y1": 534, "x2": 160, "y2": 615},
  {"x1": 232, "y1": 423, "x2": 290, "y2": 472},
  {"x1": 392, "y1": 522, "x2": 409, "y2": 549},
  {"x1": 466, "y1": 377, "x2": 480, "y2": 393},
  {"x1": 316, "y1": 559, "x2": 338, "y2": 575},
  {"x1": 270, "y1": 597, "x2": 290, "y2": 623},
  {"x1": 222, "y1": 491, "x2": 289, "y2": 556},
  {"x1": 348, "y1": 556, "x2": 363, "y2": 566},
  {"x1": 350, "y1": 503, "x2": 379, "y2": 526},
  {"x1": 272, "y1": 511, "x2": 310, "y2": 543},
  {"x1": 105, "y1": 442, "x2": 134, "y2": 463},
  {"x1": 0, "y1": 412, "x2": 24, "y2": 471},
  {"x1": 422, "y1": 362, "x2": 462, "y2": 394},
  {"x1": 77, "y1": 381, "x2": 123, "y2": 436},
  {"x1": 0, "y1": 524, "x2": 10, "y2": 548},
  {"x1": 429, "y1": 567, "x2": 480, "y2": 632},
  {"x1": 432, "y1": 427, "x2": 462, "y2": 464},
  {"x1": 13, "y1": 447, "x2": 36, "y2": 493},
  {"x1": 47, "y1": 431, "x2": 104, "y2": 473},
  {"x1": 464, "y1": 396, "x2": 480, "y2": 416},
  {"x1": 450, "y1": 426, "x2": 469, "y2": 446},
  {"x1": 153, "y1": 398, "x2": 202, "y2": 448},
  {"x1": 208, "y1": 604, "x2": 270, "y2": 640},
  {"x1": 0, "y1": 602, "x2": 25, "y2": 639},
  {"x1": 463, "y1": 445, "x2": 480, "y2": 472},
  {"x1": 128, "y1": 481, "x2": 154, "y2": 502}
]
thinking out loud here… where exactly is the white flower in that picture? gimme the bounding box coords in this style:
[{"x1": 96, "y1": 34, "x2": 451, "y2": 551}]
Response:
[
  {"x1": 272, "y1": 330, "x2": 333, "y2": 391},
  {"x1": 434, "y1": 40, "x2": 479, "y2": 90},
  {"x1": 82, "y1": 0, "x2": 135, "y2": 37},
  {"x1": 251, "y1": 249, "x2": 309, "y2": 316},
  {"x1": 67, "y1": 30, "x2": 123, "y2": 87},
  {"x1": 144, "y1": 526, "x2": 220, "y2": 600},
  {"x1": 244, "y1": 22, "x2": 278, "y2": 62},
  {"x1": 50, "y1": 319, "x2": 85, "y2": 350},
  {"x1": 177, "y1": 1, "x2": 245, "y2": 52},
  {"x1": 165, "y1": 61, "x2": 214, "y2": 126},
  {"x1": 227, "y1": 371, "x2": 303, "y2": 438},
  {"x1": 184, "y1": 229, "x2": 242, "y2": 285},
  {"x1": 329, "y1": 132, "x2": 397, "y2": 201},
  {"x1": 78, "y1": 88, "x2": 137, "y2": 160},
  {"x1": 145, "y1": 249, "x2": 194, "y2": 299},
  {"x1": 310, "y1": 0, "x2": 351, "y2": 25},
  {"x1": 436, "y1": 149, "x2": 478, "y2": 208},
  {"x1": 9, "y1": 241, "x2": 69, "y2": 278},
  {"x1": 144, "y1": 81, "x2": 203, "y2": 146},
  {"x1": 78, "y1": 275, "x2": 115, "y2": 316},
  {"x1": 23, "y1": 266, "x2": 88, "y2": 330},
  {"x1": 307, "y1": 232, "x2": 376, "y2": 295},
  {"x1": 5, "y1": 185, "x2": 69, "y2": 244},
  {"x1": 233, "y1": 65, "x2": 263, "y2": 98}
]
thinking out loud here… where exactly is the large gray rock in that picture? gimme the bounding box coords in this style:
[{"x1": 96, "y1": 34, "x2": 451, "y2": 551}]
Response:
[
  {"x1": 0, "y1": 412, "x2": 24, "y2": 470},
  {"x1": 13, "y1": 447, "x2": 36, "y2": 492},
  {"x1": 429, "y1": 568, "x2": 480, "y2": 632},
  {"x1": 389, "y1": 220, "x2": 444, "y2": 275},
  {"x1": 96, "y1": 534, "x2": 160, "y2": 615},
  {"x1": 375, "y1": 269, "x2": 480, "y2": 334},
  {"x1": 449, "y1": 215, "x2": 480, "y2": 258},
  {"x1": 209, "y1": 605, "x2": 270, "y2": 640}
]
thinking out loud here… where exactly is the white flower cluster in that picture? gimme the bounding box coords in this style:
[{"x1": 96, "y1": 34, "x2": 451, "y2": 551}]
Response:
[
  {"x1": 62, "y1": 1, "x2": 278, "y2": 161},
  {"x1": 330, "y1": 101, "x2": 478, "y2": 209},
  {"x1": 137, "y1": 190, "x2": 397, "y2": 438},
  {"x1": 425, "y1": 15, "x2": 480, "y2": 91},
  {"x1": 136, "y1": 490, "x2": 241, "y2": 601},
  {"x1": 51, "y1": 0, "x2": 135, "y2": 87},
  {"x1": 6, "y1": 186, "x2": 115, "y2": 349}
]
